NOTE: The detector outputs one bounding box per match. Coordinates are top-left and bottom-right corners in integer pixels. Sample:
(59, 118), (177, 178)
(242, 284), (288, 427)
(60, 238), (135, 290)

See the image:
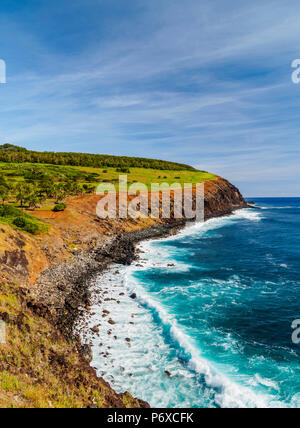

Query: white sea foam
(254, 374), (280, 392)
(76, 266), (215, 407)
(136, 209), (262, 257)
(232, 209), (262, 221)
(124, 267), (273, 408)
(76, 208), (284, 408)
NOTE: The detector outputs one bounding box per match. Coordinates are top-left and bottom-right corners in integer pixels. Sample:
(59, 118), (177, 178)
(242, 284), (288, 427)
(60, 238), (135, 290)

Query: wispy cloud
(0, 0), (300, 195)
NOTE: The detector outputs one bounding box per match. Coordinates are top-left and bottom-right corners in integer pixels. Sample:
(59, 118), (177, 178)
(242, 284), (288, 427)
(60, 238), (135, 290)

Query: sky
(0, 0), (300, 196)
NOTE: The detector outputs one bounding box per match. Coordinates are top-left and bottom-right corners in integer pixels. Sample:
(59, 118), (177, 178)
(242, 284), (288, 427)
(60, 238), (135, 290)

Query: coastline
(0, 177), (248, 407)
(31, 177), (248, 338)
(75, 207), (256, 407)
(33, 204), (248, 339)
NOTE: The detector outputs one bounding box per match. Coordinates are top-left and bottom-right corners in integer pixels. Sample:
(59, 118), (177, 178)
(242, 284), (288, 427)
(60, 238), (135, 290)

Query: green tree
(0, 185), (9, 204)
(15, 183), (33, 207)
(26, 194), (40, 209)
(53, 183), (66, 203)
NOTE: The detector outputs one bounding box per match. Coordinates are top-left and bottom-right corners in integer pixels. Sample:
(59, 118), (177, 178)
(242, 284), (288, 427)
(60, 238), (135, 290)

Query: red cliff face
(204, 177), (247, 220)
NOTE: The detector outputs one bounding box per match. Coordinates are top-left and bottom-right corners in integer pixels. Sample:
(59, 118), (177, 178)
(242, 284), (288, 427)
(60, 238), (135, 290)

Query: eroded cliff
(0, 176), (247, 408)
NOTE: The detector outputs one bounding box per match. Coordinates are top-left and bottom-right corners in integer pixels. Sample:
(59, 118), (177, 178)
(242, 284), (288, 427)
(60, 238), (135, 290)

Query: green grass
(95, 167), (216, 190)
(0, 162), (216, 191)
(0, 162), (100, 188)
(0, 162), (217, 222)
(0, 205), (48, 235)
(0, 283), (148, 408)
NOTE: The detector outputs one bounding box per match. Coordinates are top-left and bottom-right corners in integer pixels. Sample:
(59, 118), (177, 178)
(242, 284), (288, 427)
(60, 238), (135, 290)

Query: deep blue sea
(81, 198), (300, 408)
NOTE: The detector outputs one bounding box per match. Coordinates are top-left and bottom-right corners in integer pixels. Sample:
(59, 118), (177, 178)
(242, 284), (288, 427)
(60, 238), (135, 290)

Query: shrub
(0, 204), (46, 235)
(116, 168), (130, 174)
(12, 217), (26, 228)
(12, 217), (39, 235)
(53, 203), (66, 212)
(0, 204), (22, 218)
(23, 222), (38, 235)
(82, 184), (95, 194)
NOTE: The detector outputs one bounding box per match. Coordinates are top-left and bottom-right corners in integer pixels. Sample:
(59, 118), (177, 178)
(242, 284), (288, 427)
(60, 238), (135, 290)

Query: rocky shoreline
(30, 220), (187, 337)
(32, 210), (247, 342)
(72, 207), (251, 406)
(0, 176), (248, 407)
(31, 178), (248, 341)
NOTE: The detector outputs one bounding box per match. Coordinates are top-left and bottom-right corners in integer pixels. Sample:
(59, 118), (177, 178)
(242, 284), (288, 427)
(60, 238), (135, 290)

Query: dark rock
(81, 344), (93, 363)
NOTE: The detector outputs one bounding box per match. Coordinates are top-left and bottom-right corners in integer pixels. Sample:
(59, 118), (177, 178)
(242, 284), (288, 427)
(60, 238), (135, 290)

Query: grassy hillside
(0, 145), (217, 234)
(0, 162), (215, 190)
(0, 283), (146, 408)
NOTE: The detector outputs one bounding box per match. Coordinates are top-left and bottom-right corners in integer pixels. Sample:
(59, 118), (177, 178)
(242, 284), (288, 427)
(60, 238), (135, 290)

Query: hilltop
(0, 144), (28, 152)
(0, 144), (196, 171)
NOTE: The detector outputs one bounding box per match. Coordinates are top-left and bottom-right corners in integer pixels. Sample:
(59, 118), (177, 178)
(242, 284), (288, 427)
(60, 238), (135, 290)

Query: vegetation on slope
(0, 144), (28, 153)
(0, 205), (47, 235)
(0, 283), (147, 408)
(0, 163), (96, 214)
(0, 144), (196, 171)
(0, 161), (216, 219)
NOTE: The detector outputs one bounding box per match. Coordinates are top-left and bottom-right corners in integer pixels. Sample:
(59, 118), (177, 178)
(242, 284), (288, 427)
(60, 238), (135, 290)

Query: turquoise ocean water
(82, 199), (300, 408)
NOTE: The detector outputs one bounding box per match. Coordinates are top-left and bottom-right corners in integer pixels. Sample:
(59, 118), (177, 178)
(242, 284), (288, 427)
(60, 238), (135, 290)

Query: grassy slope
(0, 162), (216, 215)
(0, 205), (48, 234)
(0, 162), (216, 188)
(0, 283), (145, 408)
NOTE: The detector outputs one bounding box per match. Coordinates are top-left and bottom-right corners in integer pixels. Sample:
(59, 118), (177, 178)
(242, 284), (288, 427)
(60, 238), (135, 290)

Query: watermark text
(0, 59), (6, 84)
(291, 59), (300, 84)
(96, 175), (204, 221)
(0, 321), (6, 344)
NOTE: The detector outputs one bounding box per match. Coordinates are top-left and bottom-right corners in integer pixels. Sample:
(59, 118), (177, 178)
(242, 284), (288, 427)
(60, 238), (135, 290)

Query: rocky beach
(0, 176), (247, 407)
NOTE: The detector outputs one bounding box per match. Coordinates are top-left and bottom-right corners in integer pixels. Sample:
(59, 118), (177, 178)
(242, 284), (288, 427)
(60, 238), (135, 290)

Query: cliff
(0, 176), (247, 408)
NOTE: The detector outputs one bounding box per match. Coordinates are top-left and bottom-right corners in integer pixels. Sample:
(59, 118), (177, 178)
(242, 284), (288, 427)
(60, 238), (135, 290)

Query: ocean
(78, 198), (300, 408)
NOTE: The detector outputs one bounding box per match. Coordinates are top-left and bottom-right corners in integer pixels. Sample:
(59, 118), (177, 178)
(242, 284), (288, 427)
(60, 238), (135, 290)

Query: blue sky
(0, 0), (300, 196)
